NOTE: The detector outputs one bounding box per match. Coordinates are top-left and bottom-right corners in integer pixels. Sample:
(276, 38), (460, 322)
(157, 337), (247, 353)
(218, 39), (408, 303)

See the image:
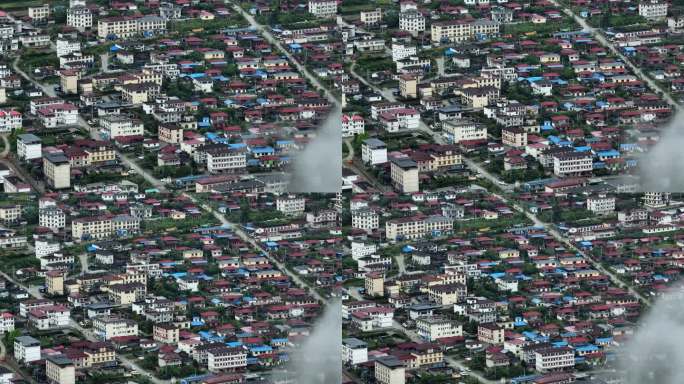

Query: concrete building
(443, 120), (487, 143)
(399, 10), (425, 34)
(206, 346), (247, 371)
(46, 270), (65, 295)
(28, 4), (50, 21)
(93, 316), (138, 340)
(43, 153), (71, 190)
(553, 152), (593, 176)
(431, 19), (499, 43)
(14, 336), (41, 363)
(639, 1), (668, 20)
(362, 138), (388, 165)
(66, 6), (92, 30)
(587, 194), (616, 215)
(399, 75), (418, 99)
(308, 0), (337, 17)
(0, 109), (22, 132)
(341, 114), (365, 137)
(342, 338), (368, 365)
(416, 317), (462, 341)
(390, 157), (419, 193)
(276, 196), (305, 216)
(534, 347), (575, 372)
(375, 356), (405, 384)
(365, 272), (384, 297)
(360, 9), (382, 26)
(100, 115), (145, 139)
(45, 354), (75, 384)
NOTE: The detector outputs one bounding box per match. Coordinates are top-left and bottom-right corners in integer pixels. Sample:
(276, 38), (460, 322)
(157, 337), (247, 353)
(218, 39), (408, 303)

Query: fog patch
(287, 104), (342, 193)
(610, 287), (684, 384)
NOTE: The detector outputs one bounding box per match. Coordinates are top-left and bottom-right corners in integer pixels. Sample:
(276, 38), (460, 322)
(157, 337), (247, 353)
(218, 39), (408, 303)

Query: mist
(629, 112), (684, 192)
(610, 287), (684, 384)
(287, 104), (342, 193)
(275, 300), (342, 384)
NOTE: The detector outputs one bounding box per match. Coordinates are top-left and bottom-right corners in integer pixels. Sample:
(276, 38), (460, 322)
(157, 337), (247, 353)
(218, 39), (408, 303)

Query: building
(59, 70), (80, 95)
(375, 356), (405, 384)
(385, 215), (453, 241)
(342, 338), (368, 365)
(153, 323), (180, 344)
(553, 153), (593, 176)
(365, 272), (384, 297)
(639, 1), (668, 20)
(28, 305), (70, 330)
(71, 214), (140, 241)
(587, 194), (616, 214)
(207, 346), (248, 371)
(14, 336), (41, 363)
(38, 103), (79, 127)
(67, 6), (92, 30)
(0, 109), (22, 132)
(46, 271), (65, 295)
(352, 208), (379, 233)
(55, 37), (80, 58)
(416, 317), (462, 341)
(399, 75), (418, 99)
(0, 205), (21, 224)
(643, 192), (670, 208)
(390, 157), (419, 193)
(478, 323), (505, 344)
(501, 127), (528, 147)
(362, 138), (388, 165)
(93, 316), (138, 340)
(431, 19), (500, 43)
(45, 354), (75, 384)
(43, 153), (71, 189)
(97, 16), (167, 39)
(360, 9), (382, 26)
(391, 42), (417, 62)
(0, 313), (14, 334)
(205, 146), (247, 173)
(39, 206), (65, 230)
(443, 120), (487, 143)
(534, 347), (575, 372)
(100, 115), (144, 139)
(276, 196), (305, 216)
(341, 114), (365, 137)
(28, 4), (50, 21)
(399, 10), (426, 34)
(308, 0), (337, 18)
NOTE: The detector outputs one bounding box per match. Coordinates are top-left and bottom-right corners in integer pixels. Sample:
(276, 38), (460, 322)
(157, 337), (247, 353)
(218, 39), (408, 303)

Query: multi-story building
(399, 10), (425, 34)
(0, 313), (14, 334)
(341, 114), (365, 137)
(55, 37), (81, 58)
(365, 272), (384, 297)
(587, 194), (616, 215)
(501, 127), (528, 147)
(45, 354), (75, 384)
(390, 157), (419, 193)
(39, 206), (66, 230)
(28, 305), (70, 330)
(93, 316), (138, 340)
(98, 16), (166, 39)
(385, 215), (453, 241)
(153, 323), (180, 344)
(342, 338), (368, 365)
(643, 192), (671, 208)
(28, 4), (50, 21)
(38, 103), (78, 128)
(534, 347), (575, 372)
(46, 271), (65, 295)
(391, 42), (417, 62)
(0, 109), (22, 132)
(14, 336), (41, 363)
(431, 19), (499, 43)
(205, 145), (247, 173)
(416, 317), (462, 341)
(308, 0), (337, 18)
(100, 115), (144, 139)
(66, 6), (92, 30)
(360, 9), (382, 26)
(478, 323), (505, 344)
(43, 153), (71, 189)
(17, 133), (43, 161)
(276, 196), (306, 216)
(375, 356), (405, 384)
(639, 1), (668, 20)
(553, 152), (593, 176)
(362, 138), (388, 165)
(352, 208), (379, 233)
(399, 75), (418, 99)
(0, 205), (21, 225)
(207, 346), (248, 371)
(158, 124), (184, 143)
(71, 214), (140, 241)
(443, 120), (487, 143)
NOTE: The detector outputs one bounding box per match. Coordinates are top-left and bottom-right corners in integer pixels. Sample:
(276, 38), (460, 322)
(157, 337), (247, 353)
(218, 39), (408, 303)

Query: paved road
(548, 0), (680, 110)
(231, 1), (338, 105)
